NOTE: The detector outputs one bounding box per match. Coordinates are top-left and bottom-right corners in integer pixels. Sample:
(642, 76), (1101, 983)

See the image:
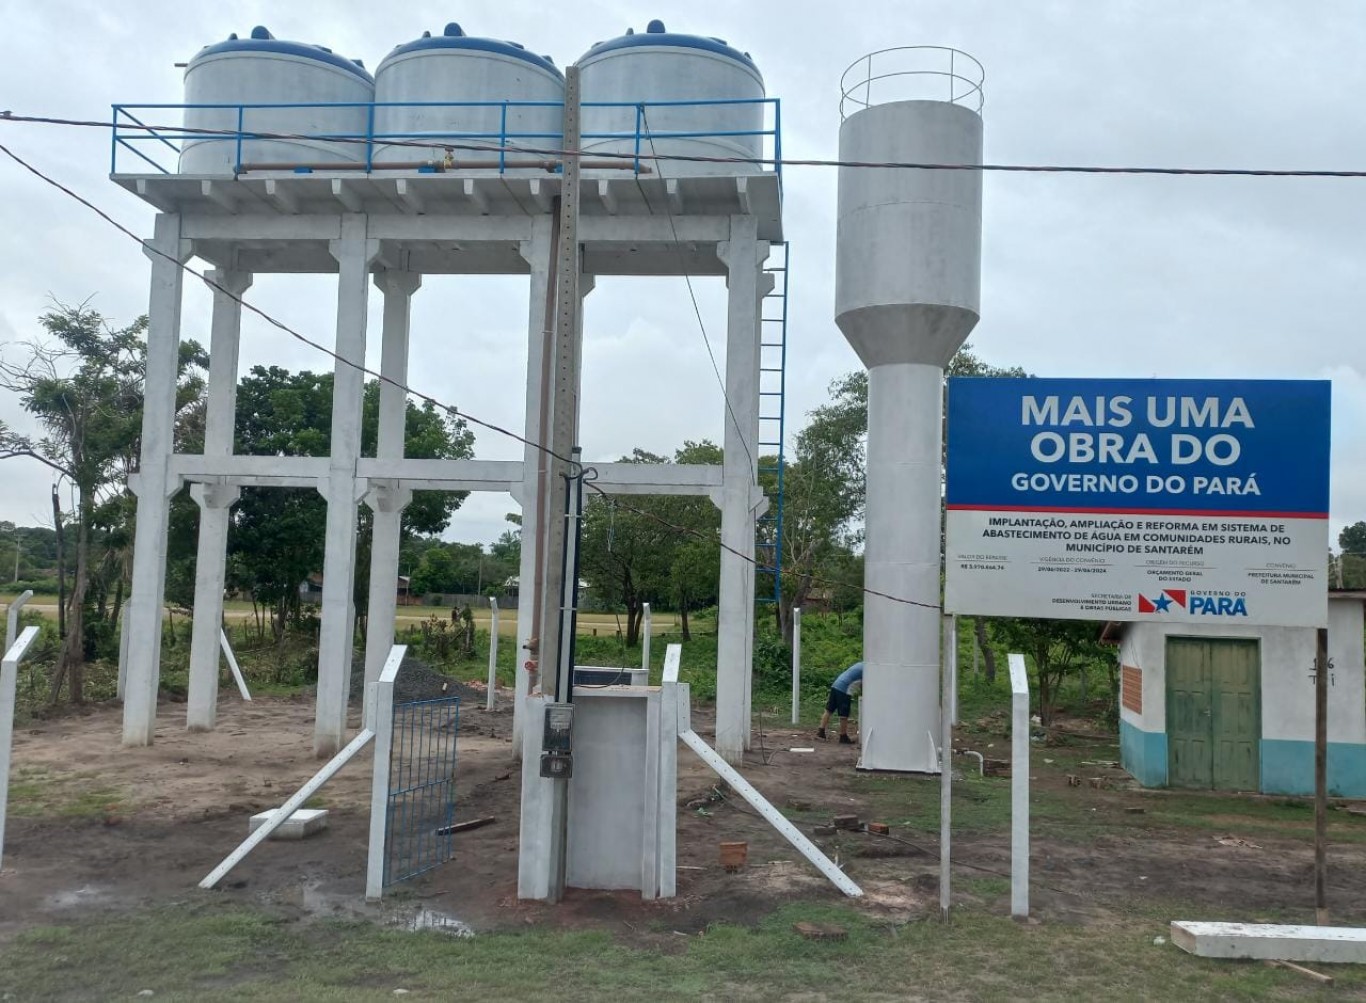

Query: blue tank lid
(579, 19), (760, 77)
(379, 22), (562, 77)
(190, 26), (373, 81)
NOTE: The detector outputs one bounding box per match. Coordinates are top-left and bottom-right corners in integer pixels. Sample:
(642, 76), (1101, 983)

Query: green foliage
(988, 618), (1111, 725)
(229, 367), (475, 636)
(1340, 520), (1366, 556)
(579, 442), (721, 644)
(0, 304), (207, 702)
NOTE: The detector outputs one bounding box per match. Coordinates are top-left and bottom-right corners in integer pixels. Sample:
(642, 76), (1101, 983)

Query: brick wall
(1121, 664), (1142, 714)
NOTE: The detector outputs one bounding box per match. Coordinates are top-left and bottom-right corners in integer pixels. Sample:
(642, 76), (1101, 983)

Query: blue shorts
(825, 688), (852, 718)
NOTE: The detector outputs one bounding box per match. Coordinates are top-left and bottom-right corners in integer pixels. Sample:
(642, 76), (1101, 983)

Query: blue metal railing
(110, 98), (782, 184)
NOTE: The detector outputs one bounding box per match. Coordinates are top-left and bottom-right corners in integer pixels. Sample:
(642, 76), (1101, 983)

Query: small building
(1107, 592), (1366, 796)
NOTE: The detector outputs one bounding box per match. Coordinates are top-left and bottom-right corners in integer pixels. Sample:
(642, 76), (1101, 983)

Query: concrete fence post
(1008, 652), (1030, 919)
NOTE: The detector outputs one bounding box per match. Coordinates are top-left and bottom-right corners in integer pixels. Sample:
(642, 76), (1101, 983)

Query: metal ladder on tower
(756, 241), (790, 603)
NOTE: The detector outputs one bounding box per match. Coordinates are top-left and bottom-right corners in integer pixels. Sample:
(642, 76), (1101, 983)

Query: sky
(1, 0), (1364, 548)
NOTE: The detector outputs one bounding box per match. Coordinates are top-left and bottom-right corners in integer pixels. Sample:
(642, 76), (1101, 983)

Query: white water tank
(179, 27), (374, 175)
(576, 20), (765, 177)
(373, 24), (564, 167)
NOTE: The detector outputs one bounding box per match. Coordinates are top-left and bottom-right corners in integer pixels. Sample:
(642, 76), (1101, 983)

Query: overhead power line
(6, 110), (1366, 179)
(0, 138), (941, 613)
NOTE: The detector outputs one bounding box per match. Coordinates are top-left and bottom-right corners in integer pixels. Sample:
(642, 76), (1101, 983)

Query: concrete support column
(861, 363), (944, 773)
(362, 271), (420, 726)
(187, 482), (240, 730)
(513, 216), (554, 752)
(512, 220), (595, 752)
(714, 218), (769, 763)
(315, 215), (379, 758)
(186, 268), (251, 732)
(122, 214), (190, 746)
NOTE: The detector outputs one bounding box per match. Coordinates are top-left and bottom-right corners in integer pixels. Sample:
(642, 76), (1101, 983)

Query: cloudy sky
(1, 1), (1363, 547)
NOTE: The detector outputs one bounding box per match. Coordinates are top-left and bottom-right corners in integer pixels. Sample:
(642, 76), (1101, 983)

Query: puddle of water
(404, 906), (474, 938)
(45, 885), (112, 909)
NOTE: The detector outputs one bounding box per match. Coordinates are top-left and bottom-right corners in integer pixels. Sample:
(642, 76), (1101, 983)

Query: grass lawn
(5, 898), (1361, 1001)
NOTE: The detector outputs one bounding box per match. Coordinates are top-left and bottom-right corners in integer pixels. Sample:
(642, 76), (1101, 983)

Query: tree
(989, 618), (1108, 725)
(1340, 522), (1366, 556)
(0, 304), (206, 700)
(578, 444), (721, 645)
(230, 366), (475, 639)
(410, 546), (458, 596)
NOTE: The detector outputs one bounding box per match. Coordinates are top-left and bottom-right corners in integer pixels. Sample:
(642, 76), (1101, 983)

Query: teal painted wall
(1260, 740), (1366, 797)
(1120, 719), (1168, 787)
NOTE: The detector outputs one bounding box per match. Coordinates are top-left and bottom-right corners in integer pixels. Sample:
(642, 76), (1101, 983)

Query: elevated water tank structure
(577, 19), (765, 176)
(833, 47), (984, 773)
(373, 23), (564, 167)
(179, 27), (374, 175)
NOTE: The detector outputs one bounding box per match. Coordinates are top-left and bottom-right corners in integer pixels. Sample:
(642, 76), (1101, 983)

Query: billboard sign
(944, 378), (1331, 627)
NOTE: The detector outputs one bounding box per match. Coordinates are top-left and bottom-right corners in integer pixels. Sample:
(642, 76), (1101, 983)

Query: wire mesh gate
(379, 693), (462, 889)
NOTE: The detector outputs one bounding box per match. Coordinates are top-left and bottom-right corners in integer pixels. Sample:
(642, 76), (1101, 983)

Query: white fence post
(1008, 652), (1030, 919)
(2, 627), (47, 870)
(5, 590), (32, 655)
(791, 607), (802, 725)
(366, 645), (406, 900)
(642, 603), (652, 674)
(487, 598), (499, 712)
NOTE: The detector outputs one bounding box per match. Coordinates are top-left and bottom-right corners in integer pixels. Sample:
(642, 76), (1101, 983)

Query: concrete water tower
(834, 48), (983, 773)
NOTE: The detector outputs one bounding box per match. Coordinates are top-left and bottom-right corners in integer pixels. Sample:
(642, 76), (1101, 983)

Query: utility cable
(0, 139), (943, 613)
(0, 141), (580, 475)
(9, 111), (1366, 179)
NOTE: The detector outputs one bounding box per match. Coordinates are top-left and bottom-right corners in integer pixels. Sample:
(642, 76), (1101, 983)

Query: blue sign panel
(943, 378), (1331, 627)
(946, 378), (1330, 517)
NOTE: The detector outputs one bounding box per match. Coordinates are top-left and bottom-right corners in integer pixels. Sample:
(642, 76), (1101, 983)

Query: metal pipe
(957, 748), (985, 777)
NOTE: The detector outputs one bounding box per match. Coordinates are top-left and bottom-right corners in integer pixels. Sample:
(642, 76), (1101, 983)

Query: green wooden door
(1209, 640), (1260, 791)
(1167, 637), (1213, 788)
(1166, 637), (1260, 791)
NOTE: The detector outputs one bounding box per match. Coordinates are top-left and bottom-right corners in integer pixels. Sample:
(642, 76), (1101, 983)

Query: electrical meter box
(539, 702), (574, 778)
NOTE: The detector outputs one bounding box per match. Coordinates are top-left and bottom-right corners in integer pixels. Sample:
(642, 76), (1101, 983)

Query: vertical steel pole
(790, 607), (802, 725)
(939, 622), (953, 921)
(1316, 625), (1329, 925)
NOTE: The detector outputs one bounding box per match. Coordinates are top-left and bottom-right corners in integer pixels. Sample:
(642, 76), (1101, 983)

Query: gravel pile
(348, 652), (479, 707)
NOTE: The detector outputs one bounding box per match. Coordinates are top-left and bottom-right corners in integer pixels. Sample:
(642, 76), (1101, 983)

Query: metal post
(487, 598), (499, 712)
(790, 607), (802, 725)
(940, 619), (954, 921)
(642, 602), (652, 674)
(1315, 626), (1329, 925)
(1009, 652), (1030, 919)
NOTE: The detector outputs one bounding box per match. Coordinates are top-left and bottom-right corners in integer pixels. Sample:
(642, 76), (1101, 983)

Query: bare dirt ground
(5, 691), (1366, 949)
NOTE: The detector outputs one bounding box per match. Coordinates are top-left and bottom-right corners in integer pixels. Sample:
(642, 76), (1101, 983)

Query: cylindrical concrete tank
(577, 19), (765, 176)
(373, 23), (564, 166)
(835, 99), (982, 367)
(179, 27), (374, 175)
(833, 48), (984, 774)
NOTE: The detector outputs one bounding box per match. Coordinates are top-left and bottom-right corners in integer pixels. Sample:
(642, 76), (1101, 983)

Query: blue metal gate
(383, 694), (461, 888)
